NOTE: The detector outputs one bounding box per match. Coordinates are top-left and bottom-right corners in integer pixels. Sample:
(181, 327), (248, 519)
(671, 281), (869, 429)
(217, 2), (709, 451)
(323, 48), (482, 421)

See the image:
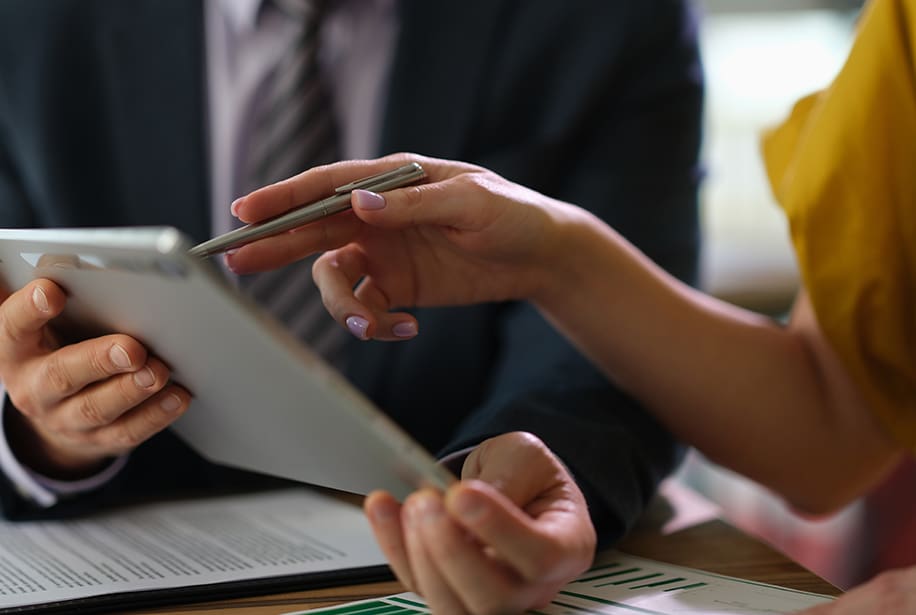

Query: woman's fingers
(364, 491), (416, 591)
(445, 480), (592, 584)
(409, 488), (537, 615)
(234, 153), (488, 227)
(349, 171), (496, 233)
(233, 153), (477, 222)
(403, 490), (470, 615)
(313, 247), (418, 341)
(225, 210), (364, 274)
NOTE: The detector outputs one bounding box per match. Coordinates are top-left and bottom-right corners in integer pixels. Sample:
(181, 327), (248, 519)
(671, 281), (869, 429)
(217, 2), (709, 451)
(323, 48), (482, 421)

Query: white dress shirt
(0, 0), (398, 507)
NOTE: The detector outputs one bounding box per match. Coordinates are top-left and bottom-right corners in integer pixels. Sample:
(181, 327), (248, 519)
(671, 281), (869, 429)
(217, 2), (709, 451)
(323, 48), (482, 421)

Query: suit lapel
(100, 1), (210, 242)
(377, 0), (508, 158)
(348, 0), (508, 392)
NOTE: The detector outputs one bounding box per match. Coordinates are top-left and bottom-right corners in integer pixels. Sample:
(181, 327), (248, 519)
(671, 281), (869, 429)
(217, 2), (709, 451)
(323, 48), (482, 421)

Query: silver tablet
(0, 227), (454, 499)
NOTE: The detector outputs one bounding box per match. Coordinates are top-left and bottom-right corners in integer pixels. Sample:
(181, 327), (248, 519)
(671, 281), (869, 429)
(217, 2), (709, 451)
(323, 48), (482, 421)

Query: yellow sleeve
(762, 0), (916, 449)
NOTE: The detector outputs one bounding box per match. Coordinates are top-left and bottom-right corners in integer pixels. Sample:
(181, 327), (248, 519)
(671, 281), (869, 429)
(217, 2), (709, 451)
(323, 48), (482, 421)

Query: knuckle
(456, 170), (485, 192)
(0, 312), (20, 345)
(9, 382), (49, 423)
(7, 387), (38, 419)
(115, 422), (144, 449)
(76, 395), (108, 428)
(87, 344), (116, 377)
(311, 252), (329, 275)
(41, 356), (75, 397)
(402, 185), (424, 210)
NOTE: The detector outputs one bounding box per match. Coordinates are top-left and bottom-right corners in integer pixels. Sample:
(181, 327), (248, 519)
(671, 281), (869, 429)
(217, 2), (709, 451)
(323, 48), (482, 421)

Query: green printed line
(388, 596), (430, 611)
(552, 599), (609, 614)
(577, 567), (641, 583)
(595, 572), (664, 588)
(663, 582), (708, 592)
(629, 576), (685, 589)
(686, 568), (836, 598)
(555, 593), (667, 615)
(581, 562), (621, 574)
(355, 605), (408, 615)
(307, 601), (393, 615)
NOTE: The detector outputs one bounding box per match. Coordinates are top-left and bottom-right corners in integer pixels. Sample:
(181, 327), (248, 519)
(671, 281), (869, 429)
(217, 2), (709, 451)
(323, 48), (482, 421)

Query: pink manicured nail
(346, 316), (369, 340)
(352, 190), (386, 210)
(230, 197), (243, 217)
(32, 287), (49, 313)
(392, 321), (418, 338)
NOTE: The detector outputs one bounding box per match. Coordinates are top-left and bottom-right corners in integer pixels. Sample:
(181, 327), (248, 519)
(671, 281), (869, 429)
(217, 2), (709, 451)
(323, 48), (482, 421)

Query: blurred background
(676, 0), (916, 592)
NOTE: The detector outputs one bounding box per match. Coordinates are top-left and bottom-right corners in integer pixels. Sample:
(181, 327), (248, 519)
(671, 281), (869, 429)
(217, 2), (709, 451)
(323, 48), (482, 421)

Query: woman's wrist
(529, 205), (610, 314)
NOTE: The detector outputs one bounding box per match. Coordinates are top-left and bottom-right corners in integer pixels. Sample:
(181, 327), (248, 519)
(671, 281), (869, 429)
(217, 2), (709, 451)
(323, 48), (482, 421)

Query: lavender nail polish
(353, 189), (386, 210)
(346, 315), (370, 340)
(392, 321), (418, 338)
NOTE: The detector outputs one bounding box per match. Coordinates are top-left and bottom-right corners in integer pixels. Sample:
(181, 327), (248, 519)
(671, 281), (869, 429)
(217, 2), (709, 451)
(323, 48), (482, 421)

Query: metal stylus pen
(189, 162), (426, 258)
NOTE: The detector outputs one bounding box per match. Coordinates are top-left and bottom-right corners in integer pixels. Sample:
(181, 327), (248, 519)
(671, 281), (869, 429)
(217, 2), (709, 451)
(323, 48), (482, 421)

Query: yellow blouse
(762, 0), (916, 448)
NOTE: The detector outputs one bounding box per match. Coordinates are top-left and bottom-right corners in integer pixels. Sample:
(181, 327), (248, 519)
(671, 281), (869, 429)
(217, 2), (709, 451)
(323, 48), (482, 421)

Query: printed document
(0, 488), (386, 612)
(284, 551), (834, 615)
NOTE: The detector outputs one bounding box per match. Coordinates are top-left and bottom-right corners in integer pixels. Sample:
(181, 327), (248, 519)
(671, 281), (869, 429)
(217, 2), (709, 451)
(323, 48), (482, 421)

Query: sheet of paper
(0, 488), (385, 611)
(284, 551), (834, 615)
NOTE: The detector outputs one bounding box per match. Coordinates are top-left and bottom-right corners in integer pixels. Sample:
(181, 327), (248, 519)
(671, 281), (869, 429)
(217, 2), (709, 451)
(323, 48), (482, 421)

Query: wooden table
(131, 482), (841, 614)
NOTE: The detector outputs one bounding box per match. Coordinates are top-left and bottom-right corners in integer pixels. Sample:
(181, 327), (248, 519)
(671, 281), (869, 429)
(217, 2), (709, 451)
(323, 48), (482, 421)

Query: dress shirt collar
(215, 0), (263, 35)
(213, 0), (398, 35)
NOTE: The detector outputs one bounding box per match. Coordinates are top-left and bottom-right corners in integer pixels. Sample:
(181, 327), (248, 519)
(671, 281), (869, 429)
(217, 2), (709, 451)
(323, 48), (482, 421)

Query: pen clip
(334, 162), (424, 194)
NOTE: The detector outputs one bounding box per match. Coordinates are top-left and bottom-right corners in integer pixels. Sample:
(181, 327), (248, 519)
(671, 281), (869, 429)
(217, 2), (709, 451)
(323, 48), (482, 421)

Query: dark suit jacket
(0, 0), (702, 545)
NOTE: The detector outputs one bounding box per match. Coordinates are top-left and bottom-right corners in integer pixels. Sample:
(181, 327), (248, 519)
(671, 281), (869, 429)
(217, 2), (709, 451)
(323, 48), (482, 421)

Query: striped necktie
(240, 0), (348, 366)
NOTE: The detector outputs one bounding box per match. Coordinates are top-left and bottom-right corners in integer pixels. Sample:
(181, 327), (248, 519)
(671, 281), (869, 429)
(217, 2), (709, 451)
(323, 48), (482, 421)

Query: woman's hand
(227, 153), (583, 341)
(363, 432), (596, 614)
(797, 566), (916, 614)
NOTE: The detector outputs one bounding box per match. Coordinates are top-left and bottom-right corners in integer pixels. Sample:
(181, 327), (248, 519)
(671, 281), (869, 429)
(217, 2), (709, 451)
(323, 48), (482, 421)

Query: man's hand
(798, 566), (916, 614)
(0, 279), (190, 479)
(364, 432), (596, 614)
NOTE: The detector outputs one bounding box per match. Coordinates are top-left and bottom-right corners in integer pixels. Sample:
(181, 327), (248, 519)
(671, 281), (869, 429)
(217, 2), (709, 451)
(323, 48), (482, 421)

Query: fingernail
(450, 489), (486, 524)
(32, 287), (49, 313)
(352, 189), (386, 210)
(110, 344), (132, 370)
(160, 394), (182, 413)
(346, 315), (369, 340)
(417, 494), (443, 524)
(392, 321), (418, 338)
(369, 503), (395, 524)
(230, 197), (243, 217)
(133, 367), (156, 389)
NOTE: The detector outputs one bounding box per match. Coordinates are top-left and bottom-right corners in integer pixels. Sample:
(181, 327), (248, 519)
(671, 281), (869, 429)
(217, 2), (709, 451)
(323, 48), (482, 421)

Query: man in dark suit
(0, 0), (701, 579)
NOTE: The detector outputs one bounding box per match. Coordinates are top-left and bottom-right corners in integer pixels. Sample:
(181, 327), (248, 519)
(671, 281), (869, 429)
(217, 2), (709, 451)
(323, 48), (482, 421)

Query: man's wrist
(0, 398), (128, 507)
(3, 405), (114, 479)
